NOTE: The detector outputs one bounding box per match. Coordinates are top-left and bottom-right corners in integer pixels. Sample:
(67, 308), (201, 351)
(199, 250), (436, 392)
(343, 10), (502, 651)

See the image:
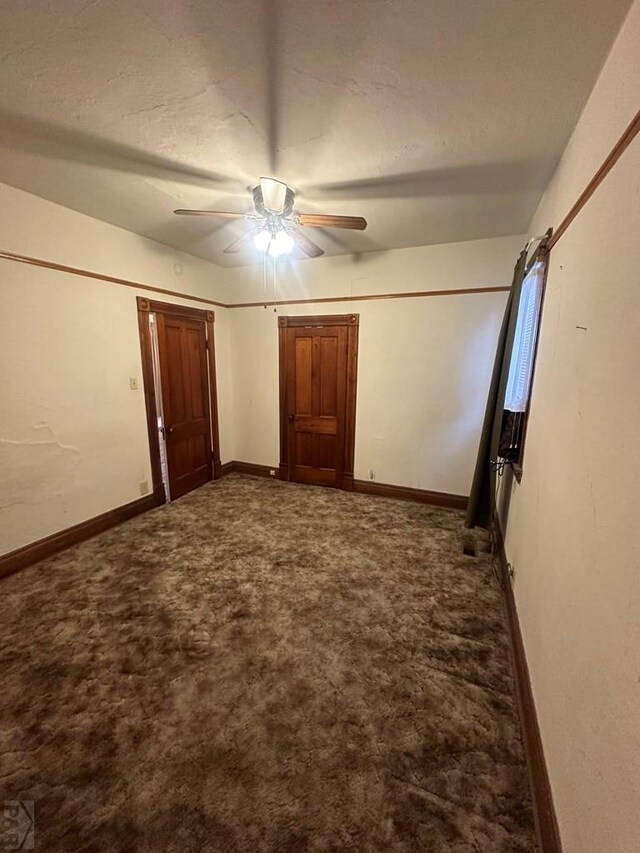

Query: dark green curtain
(465, 248), (528, 529)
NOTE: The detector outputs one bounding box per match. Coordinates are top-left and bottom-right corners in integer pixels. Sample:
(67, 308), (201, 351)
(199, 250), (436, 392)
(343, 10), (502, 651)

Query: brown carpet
(0, 474), (536, 852)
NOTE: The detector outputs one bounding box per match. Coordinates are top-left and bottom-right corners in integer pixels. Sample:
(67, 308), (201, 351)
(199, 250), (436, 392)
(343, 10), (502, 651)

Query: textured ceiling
(0, 0), (632, 266)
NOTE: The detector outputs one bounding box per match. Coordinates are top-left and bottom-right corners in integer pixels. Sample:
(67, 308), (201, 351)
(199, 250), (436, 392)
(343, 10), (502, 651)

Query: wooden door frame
(137, 296), (222, 501)
(278, 313), (359, 491)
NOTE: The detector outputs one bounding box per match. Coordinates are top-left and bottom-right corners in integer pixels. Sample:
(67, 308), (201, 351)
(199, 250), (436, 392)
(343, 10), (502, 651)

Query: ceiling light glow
(252, 228), (271, 252)
(268, 230), (294, 258)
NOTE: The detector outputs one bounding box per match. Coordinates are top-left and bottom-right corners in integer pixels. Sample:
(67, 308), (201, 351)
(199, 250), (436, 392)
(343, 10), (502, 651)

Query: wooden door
(279, 314), (358, 490)
(157, 311), (213, 499)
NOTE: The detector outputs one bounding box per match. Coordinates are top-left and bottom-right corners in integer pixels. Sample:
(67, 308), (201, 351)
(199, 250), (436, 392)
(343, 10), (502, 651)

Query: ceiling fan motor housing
(253, 185), (295, 219)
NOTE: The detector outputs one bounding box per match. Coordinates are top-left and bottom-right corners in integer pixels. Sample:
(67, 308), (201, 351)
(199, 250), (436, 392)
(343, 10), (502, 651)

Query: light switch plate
(130, 377), (139, 390)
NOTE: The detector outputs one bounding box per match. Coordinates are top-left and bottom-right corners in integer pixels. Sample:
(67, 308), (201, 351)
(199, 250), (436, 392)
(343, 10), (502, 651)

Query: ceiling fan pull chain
(263, 252), (267, 309)
(273, 255), (278, 313)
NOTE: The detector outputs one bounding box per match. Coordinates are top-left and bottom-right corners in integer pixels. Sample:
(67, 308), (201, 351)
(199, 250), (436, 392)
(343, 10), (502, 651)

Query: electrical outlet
(269, 469), (276, 477)
(139, 480), (149, 496)
(369, 469), (375, 481)
(129, 377), (139, 390)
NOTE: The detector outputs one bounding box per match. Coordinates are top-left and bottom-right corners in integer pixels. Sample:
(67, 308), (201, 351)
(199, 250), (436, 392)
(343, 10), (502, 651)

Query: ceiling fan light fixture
(252, 228), (271, 252)
(176, 178), (365, 259)
(268, 230), (295, 258)
(260, 177), (288, 213)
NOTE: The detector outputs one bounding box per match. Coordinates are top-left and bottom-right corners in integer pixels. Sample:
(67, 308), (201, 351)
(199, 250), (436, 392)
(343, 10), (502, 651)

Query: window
(499, 255), (547, 469)
(505, 259), (545, 411)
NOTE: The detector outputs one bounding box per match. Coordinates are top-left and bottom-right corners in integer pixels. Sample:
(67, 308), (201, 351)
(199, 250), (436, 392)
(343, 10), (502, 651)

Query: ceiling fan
(174, 177), (367, 259)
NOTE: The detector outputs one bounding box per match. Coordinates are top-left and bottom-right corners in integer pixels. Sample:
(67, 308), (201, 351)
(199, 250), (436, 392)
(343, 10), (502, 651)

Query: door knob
(288, 414), (295, 422)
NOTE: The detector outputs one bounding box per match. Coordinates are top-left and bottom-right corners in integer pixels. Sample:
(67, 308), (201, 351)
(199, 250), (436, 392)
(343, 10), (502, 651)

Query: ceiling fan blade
(288, 227), (325, 259)
(296, 213), (367, 231)
(223, 227), (260, 254)
(173, 209), (248, 219)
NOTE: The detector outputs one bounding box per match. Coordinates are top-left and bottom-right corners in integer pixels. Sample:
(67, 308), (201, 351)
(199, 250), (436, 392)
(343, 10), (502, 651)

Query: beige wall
(504, 2), (640, 851)
(227, 235), (522, 494)
(0, 182), (234, 556)
(0, 183), (520, 555)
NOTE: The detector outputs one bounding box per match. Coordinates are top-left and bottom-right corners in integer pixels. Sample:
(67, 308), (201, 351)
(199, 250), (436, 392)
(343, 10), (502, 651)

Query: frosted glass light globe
(253, 229), (271, 252)
(268, 230), (294, 258)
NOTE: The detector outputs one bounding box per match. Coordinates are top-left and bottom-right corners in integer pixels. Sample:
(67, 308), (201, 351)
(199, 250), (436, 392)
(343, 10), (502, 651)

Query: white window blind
(504, 260), (545, 413)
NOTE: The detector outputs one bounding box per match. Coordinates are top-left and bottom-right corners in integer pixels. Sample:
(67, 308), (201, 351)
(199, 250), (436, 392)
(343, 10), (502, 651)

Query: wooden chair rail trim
(0, 249), (226, 307)
(227, 286), (509, 308)
(0, 248), (509, 306)
(548, 106), (640, 251)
